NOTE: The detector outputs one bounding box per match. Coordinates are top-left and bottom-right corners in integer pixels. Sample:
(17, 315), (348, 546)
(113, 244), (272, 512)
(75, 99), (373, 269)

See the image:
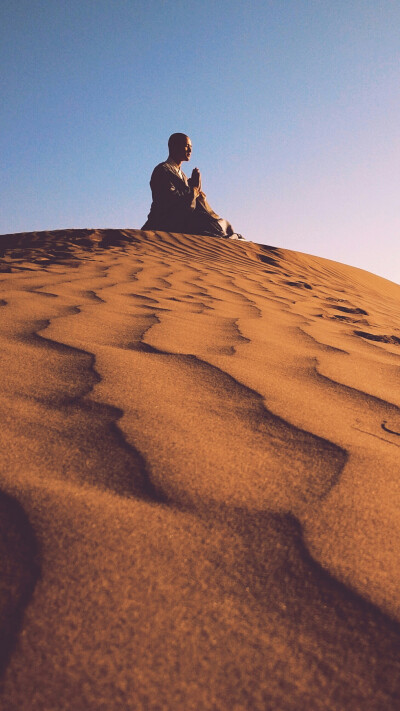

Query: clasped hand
(190, 167), (202, 191)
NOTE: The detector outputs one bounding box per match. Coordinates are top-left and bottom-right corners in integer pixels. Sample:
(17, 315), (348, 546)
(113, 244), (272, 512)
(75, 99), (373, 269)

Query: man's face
(177, 136), (192, 162)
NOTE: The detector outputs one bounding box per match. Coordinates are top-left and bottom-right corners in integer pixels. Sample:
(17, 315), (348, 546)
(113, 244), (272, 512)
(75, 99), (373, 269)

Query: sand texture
(0, 228), (399, 710)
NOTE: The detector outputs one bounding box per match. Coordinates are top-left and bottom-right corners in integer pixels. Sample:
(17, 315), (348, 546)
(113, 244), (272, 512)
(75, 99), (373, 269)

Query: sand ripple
(0, 229), (399, 710)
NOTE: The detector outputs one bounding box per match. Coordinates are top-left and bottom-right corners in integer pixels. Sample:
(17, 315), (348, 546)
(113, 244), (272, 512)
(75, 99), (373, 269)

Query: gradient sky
(1, 1), (399, 284)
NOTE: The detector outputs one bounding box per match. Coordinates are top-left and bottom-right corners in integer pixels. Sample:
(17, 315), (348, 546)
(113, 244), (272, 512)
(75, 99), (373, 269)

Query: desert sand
(0, 227), (399, 710)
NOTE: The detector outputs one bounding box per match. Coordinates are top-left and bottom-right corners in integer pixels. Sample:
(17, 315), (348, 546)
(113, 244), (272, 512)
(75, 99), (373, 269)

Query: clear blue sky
(1, 0), (399, 283)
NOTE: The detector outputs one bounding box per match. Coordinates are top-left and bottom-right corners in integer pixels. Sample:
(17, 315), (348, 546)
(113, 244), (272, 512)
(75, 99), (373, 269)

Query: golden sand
(0, 228), (399, 710)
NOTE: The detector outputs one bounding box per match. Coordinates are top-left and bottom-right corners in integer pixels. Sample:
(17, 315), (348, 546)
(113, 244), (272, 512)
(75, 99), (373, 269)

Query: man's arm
(151, 164), (200, 210)
(188, 167), (201, 190)
(188, 167), (208, 203)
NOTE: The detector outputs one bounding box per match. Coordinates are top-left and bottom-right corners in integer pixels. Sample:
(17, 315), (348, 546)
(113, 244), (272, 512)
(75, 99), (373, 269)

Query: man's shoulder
(151, 161), (173, 176)
(152, 161), (188, 177)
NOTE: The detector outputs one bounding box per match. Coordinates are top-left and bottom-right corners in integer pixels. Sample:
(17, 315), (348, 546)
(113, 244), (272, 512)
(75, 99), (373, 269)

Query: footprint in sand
(333, 305), (368, 315)
(354, 330), (400, 345)
(284, 280), (313, 290)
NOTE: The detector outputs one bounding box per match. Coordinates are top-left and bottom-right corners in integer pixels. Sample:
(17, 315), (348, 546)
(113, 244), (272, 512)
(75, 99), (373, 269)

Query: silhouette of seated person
(142, 133), (244, 239)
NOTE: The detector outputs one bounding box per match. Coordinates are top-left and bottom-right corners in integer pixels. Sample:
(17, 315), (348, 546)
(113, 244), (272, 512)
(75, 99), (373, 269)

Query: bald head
(168, 133), (189, 152)
(168, 133), (192, 164)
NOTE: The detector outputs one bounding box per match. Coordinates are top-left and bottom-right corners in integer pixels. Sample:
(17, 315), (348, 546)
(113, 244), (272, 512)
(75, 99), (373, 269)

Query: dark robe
(142, 161), (235, 237)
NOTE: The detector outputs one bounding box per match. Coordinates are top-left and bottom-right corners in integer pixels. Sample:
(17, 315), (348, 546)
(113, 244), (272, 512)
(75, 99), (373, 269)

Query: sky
(1, 0), (399, 284)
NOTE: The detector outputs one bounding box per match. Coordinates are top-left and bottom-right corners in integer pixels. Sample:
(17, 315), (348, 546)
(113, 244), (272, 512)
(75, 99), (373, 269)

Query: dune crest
(0, 228), (399, 710)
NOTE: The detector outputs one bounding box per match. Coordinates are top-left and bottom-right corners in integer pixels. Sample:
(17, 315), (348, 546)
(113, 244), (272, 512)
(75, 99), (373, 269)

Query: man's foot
(228, 233), (246, 241)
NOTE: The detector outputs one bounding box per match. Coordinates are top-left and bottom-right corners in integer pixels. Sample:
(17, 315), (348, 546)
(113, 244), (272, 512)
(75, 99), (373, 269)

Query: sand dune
(0, 228), (399, 710)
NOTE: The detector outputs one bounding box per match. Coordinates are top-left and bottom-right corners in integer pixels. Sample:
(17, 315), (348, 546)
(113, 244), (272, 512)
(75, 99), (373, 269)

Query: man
(142, 133), (244, 239)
